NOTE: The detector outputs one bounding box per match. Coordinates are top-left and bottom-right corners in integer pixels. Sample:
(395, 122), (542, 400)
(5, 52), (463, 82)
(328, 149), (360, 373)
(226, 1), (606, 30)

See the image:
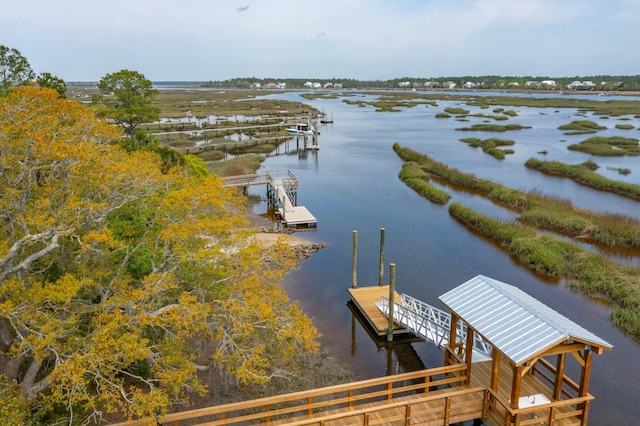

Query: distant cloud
(317, 32), (326, 37)
(237, 5), (249, 11)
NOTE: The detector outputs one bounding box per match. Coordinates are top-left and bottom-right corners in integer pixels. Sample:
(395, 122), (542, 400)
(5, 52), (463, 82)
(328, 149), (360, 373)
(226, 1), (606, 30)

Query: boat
(320, 112), (333, 124)
(286, 119), (319, 136)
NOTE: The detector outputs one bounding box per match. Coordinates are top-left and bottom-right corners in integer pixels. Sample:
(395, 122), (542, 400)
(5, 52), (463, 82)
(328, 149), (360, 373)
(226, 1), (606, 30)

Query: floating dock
(347, 285), (409, 338)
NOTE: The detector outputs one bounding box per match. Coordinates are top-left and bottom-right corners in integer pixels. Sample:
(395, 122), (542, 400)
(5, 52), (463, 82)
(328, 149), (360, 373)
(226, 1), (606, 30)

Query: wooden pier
(222, 169), (317, 228)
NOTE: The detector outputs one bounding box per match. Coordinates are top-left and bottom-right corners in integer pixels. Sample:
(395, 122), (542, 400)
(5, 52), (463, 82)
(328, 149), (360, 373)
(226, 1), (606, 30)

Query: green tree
(0, 45), (35, 91)
(97, 69), (160, 148)
(36, 72), (67, 97)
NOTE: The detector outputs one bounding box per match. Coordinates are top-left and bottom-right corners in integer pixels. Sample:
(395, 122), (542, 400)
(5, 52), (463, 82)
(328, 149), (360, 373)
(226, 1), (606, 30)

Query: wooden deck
(347, 285), (409, 337)
(111, 355), (591, 426)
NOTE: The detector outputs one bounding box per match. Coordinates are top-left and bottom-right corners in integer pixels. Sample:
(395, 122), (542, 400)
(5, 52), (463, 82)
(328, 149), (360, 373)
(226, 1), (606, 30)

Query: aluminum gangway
(376, 294), (492, 362)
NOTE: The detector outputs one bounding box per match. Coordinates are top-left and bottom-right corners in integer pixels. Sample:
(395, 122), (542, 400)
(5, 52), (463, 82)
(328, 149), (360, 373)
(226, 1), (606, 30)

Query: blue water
(248, 91), (640, 424)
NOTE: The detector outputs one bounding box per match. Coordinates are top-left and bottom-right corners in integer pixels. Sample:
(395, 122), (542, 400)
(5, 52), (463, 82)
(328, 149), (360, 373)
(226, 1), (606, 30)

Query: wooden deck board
(347, 286), (407, 336)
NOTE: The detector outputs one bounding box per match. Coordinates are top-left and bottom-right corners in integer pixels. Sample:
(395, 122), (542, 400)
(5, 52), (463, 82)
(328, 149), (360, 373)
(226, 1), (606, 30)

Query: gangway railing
(266, 169), (298, 190)
(376, 294), (492, 362)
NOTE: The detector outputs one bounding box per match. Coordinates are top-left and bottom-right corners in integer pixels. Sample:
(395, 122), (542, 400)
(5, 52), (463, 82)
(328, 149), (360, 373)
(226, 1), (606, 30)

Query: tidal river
(250, 90), (640, 424)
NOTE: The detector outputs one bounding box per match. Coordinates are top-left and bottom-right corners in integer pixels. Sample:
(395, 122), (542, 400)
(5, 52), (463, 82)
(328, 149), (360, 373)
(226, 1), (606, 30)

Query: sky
(3, 0), (640, 82)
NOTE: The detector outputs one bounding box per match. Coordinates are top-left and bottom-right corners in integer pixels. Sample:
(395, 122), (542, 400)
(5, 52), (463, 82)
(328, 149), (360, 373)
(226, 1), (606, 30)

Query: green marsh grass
(444, 107), (469, 115)
(525, 158), (640, 200)
(459, 138), (515, 159)
(393, 143), (640, 249)
(398, 162), (451, 204)
(558, 120), (606, 135)
(455, 123), (531, 132)
(567, 136), (640, 156)
(615, 123), (635, 130)
(448, 202), (640, 340)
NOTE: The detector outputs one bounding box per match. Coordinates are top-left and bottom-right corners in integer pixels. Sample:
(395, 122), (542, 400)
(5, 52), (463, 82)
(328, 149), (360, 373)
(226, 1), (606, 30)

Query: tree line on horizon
(204, 75), (640, 91)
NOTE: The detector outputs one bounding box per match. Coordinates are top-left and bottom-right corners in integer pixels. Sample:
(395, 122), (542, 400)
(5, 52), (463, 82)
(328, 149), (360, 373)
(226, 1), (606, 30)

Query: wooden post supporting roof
(445, 312), (461, 366)
(553, 353), (566, 401)
(464, 327), (474, 385)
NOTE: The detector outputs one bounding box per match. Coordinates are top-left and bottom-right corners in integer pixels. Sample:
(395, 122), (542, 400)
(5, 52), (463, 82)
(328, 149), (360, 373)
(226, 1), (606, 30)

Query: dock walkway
(223, 169), (317, 228)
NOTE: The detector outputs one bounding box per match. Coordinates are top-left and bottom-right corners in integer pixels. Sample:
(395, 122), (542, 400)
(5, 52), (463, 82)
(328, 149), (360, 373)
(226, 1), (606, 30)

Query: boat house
(439, 275), (613, 425)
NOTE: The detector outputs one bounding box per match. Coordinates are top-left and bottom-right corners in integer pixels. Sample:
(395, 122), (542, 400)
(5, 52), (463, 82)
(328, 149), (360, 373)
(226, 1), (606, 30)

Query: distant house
(333, 83), (343, 89)
(250, 82), (262, 89)
(567, 81), (596, 90)
(507, 82), (520, 88)
(304, 81), (313, 88)
(443, 81), (457, 89)
(541, 80), (557, 89)
(398, 81), (411, 88)
(323, 82), (333, 89)
(462, 81), (476, 89)
(276, 82), (286, 89)
(525, 81), (541, 89)
(312, 82), (322, 89)
(264, 81), (277, 89)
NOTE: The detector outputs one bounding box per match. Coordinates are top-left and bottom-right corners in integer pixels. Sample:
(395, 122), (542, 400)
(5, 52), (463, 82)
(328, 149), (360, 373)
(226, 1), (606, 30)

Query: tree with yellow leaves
(0, 86), (319, 425)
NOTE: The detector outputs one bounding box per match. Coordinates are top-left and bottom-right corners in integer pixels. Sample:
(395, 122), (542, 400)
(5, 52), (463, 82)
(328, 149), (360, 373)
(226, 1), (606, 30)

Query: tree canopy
(97, 69), (161, 147)
(0, 45), (35, 91)
(0, 86), (319, 425)
(36, 72), (67, 98)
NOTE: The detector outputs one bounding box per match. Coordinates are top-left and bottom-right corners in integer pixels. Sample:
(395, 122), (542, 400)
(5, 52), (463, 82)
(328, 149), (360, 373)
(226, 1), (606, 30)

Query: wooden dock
(347, 285), (410, 338)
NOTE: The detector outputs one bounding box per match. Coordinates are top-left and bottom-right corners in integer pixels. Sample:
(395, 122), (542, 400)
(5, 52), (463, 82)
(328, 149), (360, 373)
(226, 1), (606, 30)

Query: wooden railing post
(387, 382), (393, 400)
(404, 404), (411, 426)
(443, 396), (451, 424)
(308, 397), (313, 417)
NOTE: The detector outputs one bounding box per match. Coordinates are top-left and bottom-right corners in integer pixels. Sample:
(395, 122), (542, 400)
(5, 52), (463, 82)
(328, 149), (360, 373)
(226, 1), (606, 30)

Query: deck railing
(484, 387), (593, 426)
(111, 364), (470, 426)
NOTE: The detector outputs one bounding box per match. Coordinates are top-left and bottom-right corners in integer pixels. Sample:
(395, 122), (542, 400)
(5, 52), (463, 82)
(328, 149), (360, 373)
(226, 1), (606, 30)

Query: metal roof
(439, 275), (613, 366)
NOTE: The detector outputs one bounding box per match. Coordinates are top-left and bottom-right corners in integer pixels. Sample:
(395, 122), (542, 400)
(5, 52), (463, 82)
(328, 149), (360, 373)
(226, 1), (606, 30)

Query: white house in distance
(567, 80), (596, 90)
(541, 80), (557, 89)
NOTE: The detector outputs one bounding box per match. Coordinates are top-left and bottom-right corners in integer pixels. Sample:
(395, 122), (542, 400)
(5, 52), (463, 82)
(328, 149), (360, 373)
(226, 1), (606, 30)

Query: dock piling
(378, 228), (385, 286)
(352, 230), (358, 288)
(387, 263), (396, 342)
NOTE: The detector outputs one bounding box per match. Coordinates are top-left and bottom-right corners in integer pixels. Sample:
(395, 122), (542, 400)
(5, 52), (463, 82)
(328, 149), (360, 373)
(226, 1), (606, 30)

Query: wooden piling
(378, 228), (385, 286)
(387, 263), (396, 342)
(352, 230), (358, 288)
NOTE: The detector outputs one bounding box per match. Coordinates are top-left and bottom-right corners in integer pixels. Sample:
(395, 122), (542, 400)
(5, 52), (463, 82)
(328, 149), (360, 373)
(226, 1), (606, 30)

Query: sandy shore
(245, 208), (325, 259)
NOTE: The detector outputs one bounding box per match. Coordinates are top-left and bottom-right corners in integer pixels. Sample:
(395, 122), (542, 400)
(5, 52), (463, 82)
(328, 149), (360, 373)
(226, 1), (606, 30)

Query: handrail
(378, 295), (492, 360)
(279, 386), (487, 426)
(485, 387), (593, 423)
(111, 365), (468, 426)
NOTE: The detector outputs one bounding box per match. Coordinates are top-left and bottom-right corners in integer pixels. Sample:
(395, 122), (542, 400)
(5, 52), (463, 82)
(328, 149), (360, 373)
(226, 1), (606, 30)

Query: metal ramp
(376, 294), (492, 362)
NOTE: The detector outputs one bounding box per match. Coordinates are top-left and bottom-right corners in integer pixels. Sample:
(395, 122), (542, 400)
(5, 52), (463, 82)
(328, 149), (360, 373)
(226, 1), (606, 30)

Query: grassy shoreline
(525, 158), (640, 199)
(393, 143), (640, 341)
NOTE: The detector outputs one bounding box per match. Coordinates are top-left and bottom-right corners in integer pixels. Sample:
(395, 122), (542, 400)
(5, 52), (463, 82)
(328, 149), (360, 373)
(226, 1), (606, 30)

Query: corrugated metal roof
(439, 275), (613, 366)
